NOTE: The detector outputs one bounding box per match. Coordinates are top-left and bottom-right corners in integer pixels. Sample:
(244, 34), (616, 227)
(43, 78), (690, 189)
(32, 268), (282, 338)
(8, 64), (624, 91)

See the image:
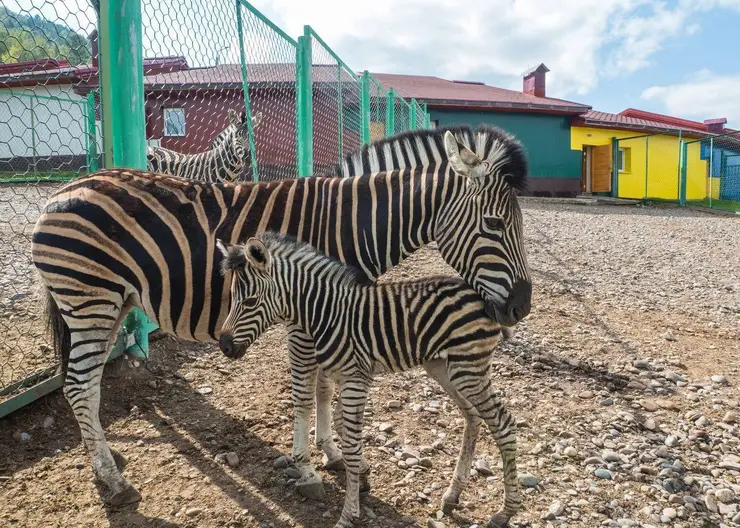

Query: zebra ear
(251, 111), (263, 129)
(228, 108), (238, 126)
(245, 237), (271, 273)
(216, 239), (246, 275)
(444, 130), (481, 178)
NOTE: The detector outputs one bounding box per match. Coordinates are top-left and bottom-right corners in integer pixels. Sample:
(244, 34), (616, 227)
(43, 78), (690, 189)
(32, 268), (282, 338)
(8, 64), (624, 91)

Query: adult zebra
(31, 126), (531, 506)
(146, 108), (263, 182)
(217, 232), (520, 528)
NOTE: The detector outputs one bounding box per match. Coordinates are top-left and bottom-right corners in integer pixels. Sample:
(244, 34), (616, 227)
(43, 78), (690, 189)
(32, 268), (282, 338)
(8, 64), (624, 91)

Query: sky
(7, 0), (740, 127)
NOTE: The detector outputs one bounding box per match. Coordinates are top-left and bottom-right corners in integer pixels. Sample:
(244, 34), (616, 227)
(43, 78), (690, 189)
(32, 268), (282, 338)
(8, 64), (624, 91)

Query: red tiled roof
(366, 72), (591, 114)
(578, 109), (736, 136)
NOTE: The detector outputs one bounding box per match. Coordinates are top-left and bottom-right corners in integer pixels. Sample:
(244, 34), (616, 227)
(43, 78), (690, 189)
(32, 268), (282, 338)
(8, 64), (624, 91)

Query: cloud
(253, 0), (740, 99)
(641, 71), (740, 126)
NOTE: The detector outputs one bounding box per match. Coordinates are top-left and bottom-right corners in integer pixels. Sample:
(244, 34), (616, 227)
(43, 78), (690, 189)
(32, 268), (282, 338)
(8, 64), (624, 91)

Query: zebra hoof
(110, 448), (128, 471)
(486, 512), (510, 528)
(322, 454), (345, 471)
(296, 477), (327, 501)
(107, 483), (142, 506)
(440, 497), (461, 515)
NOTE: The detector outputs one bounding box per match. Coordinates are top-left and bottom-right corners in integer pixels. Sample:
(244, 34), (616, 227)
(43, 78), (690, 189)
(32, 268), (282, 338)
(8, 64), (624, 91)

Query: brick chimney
(89, 29), (98, 68)
(523, 63), (550, 98)
(704, 118), (727, 133)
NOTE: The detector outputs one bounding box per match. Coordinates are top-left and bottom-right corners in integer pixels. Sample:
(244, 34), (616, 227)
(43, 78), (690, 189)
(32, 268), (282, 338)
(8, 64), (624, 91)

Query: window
(430, 120), (438, 129)
(617, 147), (631, 172)
(163, 107), (185, 137)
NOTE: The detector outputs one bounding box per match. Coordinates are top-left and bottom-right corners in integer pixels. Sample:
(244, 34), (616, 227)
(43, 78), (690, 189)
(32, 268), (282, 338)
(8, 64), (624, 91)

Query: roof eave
(577, 120), (707, 138)
(422, 98), (591, 115)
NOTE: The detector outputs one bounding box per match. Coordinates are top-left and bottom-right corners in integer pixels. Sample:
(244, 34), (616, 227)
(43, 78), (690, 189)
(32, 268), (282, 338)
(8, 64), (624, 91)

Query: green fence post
(611, 137), (619, 197)
(296, 34), (313, 177)
(410, 98), (417, 130)
(235, 0), (259, 182)
(336, 61), (343, 165)
(360, 71), (371, 146)
(86, 91), (99, 172)
(386, 88), (395, 137)
(675, 130), (682, 200)
(100, 0), (158, 359)
(29, 95), (37, 176)
(709, 137), (714, 209)
(679, 140), (688, 206)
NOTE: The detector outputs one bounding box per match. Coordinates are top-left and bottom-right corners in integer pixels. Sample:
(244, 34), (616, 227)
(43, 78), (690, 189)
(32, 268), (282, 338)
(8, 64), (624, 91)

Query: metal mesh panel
(141, 0), (298, 182)
(615, 134), (682, 201)
(688, 132), (740, 212)
(339, 66), (362, 166)
(394, 96), (411, 135)
(0, 1), (99, 405)
(368, 76), (387, 141)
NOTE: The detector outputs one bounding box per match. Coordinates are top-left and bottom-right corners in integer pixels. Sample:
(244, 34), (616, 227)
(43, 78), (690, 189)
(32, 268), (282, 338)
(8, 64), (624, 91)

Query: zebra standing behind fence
(217, 232), (520, 528)
(31, 126), (531, 506)
(146, 108), (263, 182)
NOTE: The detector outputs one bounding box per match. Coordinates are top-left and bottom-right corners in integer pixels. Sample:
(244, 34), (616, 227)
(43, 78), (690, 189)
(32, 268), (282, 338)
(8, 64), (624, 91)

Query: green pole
(675, 130), (682, 200)
(611, 137), (619, 197)
(360, 70), (371, 145)
(337, 62), (343, 165)
(86, 91), (99, 172)
(423, 103), (430, 128)
(235, 0), (259, 183)
(297, 33), (313, 177)
(29, 96), (37, 176)
(100, 0), (158, 358)
(644, 135), (649, 199)
(410, 98), (417, 129)
(386, 88), (395, 137)
(679, 140), (688, 206)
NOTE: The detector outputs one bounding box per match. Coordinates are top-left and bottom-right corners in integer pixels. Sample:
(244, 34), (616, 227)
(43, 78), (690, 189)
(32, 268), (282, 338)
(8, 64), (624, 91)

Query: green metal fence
(613, 131), (740, 213)
(0, 0), (431, 417)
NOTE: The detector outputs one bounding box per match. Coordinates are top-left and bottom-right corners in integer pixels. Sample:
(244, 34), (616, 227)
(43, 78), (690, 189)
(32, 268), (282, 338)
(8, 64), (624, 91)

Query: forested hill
(0, 6), (92, 65)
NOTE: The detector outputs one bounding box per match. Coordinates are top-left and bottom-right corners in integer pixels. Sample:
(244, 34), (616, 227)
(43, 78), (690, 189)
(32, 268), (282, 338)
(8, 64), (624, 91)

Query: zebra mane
(473, 124), (529, 193)
(257, 231), (372, 287)
(331, 125), (475, 177)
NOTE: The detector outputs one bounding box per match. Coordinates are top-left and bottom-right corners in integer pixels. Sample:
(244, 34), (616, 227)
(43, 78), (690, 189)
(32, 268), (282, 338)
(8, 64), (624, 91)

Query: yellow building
(570, 109), (730, 201)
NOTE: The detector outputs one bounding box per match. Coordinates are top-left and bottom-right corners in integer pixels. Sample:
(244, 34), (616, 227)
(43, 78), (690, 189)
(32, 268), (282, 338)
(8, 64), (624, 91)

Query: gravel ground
(0, 200), (739, 528)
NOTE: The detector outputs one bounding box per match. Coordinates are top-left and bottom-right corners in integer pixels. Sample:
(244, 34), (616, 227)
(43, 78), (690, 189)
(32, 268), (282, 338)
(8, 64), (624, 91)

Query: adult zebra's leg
(60, 293), (141, 505)
(447, 358), (521, 527)
(286, 325), (326, 500)
(335, 375), (370, 528)
(316, 369), (372, 492)
(424, 359), (482, 514)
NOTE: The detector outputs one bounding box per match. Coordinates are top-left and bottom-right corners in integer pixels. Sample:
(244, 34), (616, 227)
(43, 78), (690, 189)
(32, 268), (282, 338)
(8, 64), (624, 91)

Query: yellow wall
(571, 126), (708, 200)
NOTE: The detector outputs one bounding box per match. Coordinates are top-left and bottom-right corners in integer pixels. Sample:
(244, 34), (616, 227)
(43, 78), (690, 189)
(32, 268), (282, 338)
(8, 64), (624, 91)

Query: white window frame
(430, 119), (439, 129)
(617, 147), (626, 172)
(163, 107), (186, 137)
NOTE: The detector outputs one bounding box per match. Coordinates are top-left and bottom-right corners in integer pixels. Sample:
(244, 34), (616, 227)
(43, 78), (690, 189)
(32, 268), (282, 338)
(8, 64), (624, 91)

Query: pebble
(662, 330), (677, 341)
(712, 375), (728, 384)
(185, 507), (203, 517)
(723, 411), (737, 424)
(42, 416), (54, 429)
(386, 400), (402, 410)
(641, 400), (659, 412)
(704, 492), (719, 513)
(427, 521), (446, 528)
(634, 359), (651, 370)
(518, 473), (540, 487)
(563, 446), (578, 458)
(594, 468), (613, 480)
(378, 422), (394, 433)
(474, 459), (493, 476)
(196, 386), (213, 395)
(225, 452), (239, 468)
(578, 390), (594, 399)
(544, 500), (566, 519)
(600, 398), (614, 406)
(656, 399), (678, 410)
(662, 507), (677, 519)
(602, 450), (622, 463)
(273, 456), (292, 469)
(715, 488), (735, 503)
(664, 436), (679, 447)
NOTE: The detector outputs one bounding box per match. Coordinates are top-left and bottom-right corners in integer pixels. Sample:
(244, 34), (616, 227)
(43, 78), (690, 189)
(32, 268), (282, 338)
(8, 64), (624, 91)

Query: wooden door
(591, 144), (612, 193)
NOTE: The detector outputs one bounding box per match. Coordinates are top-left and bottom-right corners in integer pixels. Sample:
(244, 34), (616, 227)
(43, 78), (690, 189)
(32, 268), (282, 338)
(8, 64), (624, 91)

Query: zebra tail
(43, 288), (71, 376)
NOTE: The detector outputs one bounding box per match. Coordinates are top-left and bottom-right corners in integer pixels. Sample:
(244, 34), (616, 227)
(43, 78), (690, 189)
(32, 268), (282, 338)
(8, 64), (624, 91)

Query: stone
(419, 458), (433, 468)
(518, 473), (540, 487)
(664, 436), (679, 447)
(185, 507), (203, 517)
(427, 521), (446, 528)
(662, 330), (677, 341)
(386, 400), (402, 410)
(715, 488), (735, 503)
(600, 398), (614, 406)
(656, 399), (678, 411)
(563, 446), (578, 458)
(405, 457), (419, 467)
(634, 359), (651, 370)
(712, 375), (728, 384)
(474, 459), (494, 476)
(544, 500), (566, 520)
(196, 386), (213, 395)
(226, 452), (239, 468)
(284, 467), (301, 479)
(273, 455), (292, 469)
(579, 390), (594, 399)
(42, 416), (54, 429)
(602, 450), (622, 463)
(723, 411), (737, 424)
(704, 493), (719, 513)
(378, 422), (394, 433)
(627, 380), (647, 390)
(594, 468), (612, 480)
(641, 400), (659, 412)
(662, 507), (677, 519)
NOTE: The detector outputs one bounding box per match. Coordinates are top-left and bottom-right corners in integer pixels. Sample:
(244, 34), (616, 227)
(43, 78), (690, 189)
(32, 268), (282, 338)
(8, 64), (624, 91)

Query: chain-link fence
(614, 132), (740, 213)
(0, 0), (431, 416)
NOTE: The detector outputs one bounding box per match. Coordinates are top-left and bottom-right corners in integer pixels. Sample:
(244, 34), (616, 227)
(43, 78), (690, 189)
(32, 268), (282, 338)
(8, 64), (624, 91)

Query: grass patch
(686, 199), (740, 213)
(0, 171), (81, 183)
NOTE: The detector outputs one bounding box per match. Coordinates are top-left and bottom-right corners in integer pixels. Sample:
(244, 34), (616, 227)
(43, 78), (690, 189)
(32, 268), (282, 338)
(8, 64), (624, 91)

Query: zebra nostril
(219, 333), (234, 357)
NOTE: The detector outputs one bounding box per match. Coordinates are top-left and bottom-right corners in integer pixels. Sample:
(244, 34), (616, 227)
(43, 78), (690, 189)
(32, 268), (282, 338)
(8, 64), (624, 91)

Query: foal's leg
(424, 358), (482, 514)
(59, 292), (140, 505)
(447, 359), (521, 527)
(285, 326), (326, 499)
(334, 376), (369, 528)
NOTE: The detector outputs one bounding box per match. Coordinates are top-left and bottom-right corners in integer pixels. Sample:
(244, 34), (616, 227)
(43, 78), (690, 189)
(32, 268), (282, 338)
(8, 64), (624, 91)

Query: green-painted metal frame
(235, 0), (260, 183)
(337, 58), (343, 166)
(709, 137), (714, 209)
(679, 140), (688, 206)
(386, 88), (396, 137)
(99, 0), (158, 359)
(297, 33), (313, 177)
(29, 95), (37, 176)
(611, 137), (619, 197)
(644, 135), (649, 199)
(675, 130), (682, 200)
(304, 25), (359, 81)
(86, 91), (99, 172)
(410, 98), (417, 129)
(237, 0), (298, 46)
(360, 71), (371, 145)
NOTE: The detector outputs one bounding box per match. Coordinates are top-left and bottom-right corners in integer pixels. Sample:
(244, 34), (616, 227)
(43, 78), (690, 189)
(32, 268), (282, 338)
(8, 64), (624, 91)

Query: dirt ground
(1, 200), (739, 528)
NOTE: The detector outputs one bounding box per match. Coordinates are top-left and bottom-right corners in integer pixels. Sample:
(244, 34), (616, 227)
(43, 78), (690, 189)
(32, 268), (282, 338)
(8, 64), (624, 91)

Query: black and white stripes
(146, 109), (263, 183)
(218, 232), (521, 528)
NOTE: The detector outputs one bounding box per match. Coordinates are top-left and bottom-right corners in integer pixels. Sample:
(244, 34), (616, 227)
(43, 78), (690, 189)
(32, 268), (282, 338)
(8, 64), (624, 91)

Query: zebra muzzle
(219, 332), (246, 359)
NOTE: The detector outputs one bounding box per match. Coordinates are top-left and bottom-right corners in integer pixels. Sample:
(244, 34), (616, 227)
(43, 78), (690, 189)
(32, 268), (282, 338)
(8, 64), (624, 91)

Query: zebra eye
(483, 216), (503, 231)
(241, 296), (259, 308)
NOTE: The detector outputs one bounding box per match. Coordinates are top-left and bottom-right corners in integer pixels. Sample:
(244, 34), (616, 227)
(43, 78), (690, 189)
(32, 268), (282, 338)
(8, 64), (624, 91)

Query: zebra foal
(217, 232), (521, 528)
